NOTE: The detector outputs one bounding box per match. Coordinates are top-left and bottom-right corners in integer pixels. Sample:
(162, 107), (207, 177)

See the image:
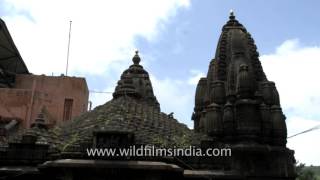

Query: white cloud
(275, 39), (301, 54)
(150, 74), (195, 128)
(1, 0), (193, 121)
(89, 86), (114, 110)
(140, 69), (205, 128)
(261, 39), (320, 165)
(188, 69), (205, 85)
(2, 0), (190, 75)
(261, 39), (320, 119)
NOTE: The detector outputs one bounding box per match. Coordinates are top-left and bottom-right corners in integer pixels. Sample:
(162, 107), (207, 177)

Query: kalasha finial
(229, 9), (235, 20)
(132, 50), (141, 65)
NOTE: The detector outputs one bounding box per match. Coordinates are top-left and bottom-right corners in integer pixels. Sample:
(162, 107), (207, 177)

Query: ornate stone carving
(112, 51), (159, 108)
(222, 101), (234, 138)
(236, 64), (254, 99)
(204, 103), (222, 138)
(234, 99), (260, 141)
(260, 103), (272, 143)
(210, 80), (226, 104)
(195, 78), (207, 107)
(261, 81), (280, 105)
(270, 105), (287, 146)
(198, 109), (207, 133)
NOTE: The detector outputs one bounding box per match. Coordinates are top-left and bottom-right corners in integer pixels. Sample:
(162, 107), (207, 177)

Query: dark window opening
(63, 98), (73, 121)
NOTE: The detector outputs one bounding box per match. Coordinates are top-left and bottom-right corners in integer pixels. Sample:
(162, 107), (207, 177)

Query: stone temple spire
(113, 51), (160, 110)
(192, 12), (286, 146)
(192, 12), (295, 179)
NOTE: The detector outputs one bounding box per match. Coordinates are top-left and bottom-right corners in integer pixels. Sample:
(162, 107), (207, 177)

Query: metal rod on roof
(65, 20), (72, 76)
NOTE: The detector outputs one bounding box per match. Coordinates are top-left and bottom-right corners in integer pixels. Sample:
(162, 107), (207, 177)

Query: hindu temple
(0, 12), (296, 180)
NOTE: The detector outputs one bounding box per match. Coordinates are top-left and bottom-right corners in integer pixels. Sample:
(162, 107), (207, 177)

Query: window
(63, 98), (73, 121)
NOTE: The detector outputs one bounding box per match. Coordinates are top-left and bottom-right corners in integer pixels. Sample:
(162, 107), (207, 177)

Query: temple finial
(229, 9), (235, 20)
(132, 50), (141, 65)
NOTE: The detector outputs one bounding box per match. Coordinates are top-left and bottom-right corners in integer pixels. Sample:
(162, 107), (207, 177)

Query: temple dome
(113, 51), (159, 109)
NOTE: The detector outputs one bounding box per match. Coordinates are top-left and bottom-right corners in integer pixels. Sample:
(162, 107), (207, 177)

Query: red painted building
(0, 74), (88, 128)
(0, 18), (89, 136)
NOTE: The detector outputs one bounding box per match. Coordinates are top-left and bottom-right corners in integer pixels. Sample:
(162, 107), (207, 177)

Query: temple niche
(192, 11), (295, 178)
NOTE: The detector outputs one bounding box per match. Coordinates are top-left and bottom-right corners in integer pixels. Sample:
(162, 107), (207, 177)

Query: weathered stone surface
(192, 11), (296, 179)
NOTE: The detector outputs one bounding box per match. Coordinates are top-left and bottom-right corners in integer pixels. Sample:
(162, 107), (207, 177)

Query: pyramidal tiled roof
(54, 96), (199, 152)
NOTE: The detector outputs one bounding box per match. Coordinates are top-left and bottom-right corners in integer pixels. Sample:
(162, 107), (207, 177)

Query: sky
(1, 0), (320, 165)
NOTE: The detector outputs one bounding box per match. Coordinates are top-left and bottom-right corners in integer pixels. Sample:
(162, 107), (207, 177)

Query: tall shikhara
(192, 12), (296, 178)
(193, 11), (286, 145)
